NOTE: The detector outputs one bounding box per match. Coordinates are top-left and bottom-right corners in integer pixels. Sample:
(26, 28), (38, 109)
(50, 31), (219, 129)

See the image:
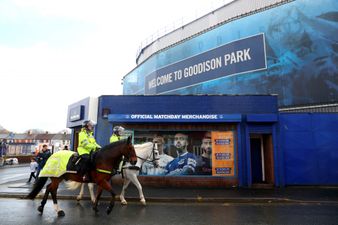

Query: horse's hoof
(140, 199), (146, 206)
(58, 210), (65, 217)
(92, 206), (99, 213)
(121, 200), (127, 205)
(37, 206), (44, 214)
(106, 206), (113, 215)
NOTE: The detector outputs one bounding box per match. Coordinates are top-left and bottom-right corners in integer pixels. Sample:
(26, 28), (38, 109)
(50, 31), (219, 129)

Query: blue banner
(145, 33), (266, 94)
(108, 114), (241, 123)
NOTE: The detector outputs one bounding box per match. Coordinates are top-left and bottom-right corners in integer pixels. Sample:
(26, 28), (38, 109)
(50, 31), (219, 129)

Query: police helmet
(82, 120), (96, 128)
(113, 126), (125, 134)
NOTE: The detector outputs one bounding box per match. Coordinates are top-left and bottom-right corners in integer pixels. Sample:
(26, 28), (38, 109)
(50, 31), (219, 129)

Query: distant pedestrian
(35, 144), (51, 177)
(27, 158), (38, 183)
(0, 139), (7, 156)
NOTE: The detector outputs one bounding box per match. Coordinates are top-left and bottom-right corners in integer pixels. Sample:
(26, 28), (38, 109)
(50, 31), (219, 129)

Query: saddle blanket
(39, 150), (77, 177)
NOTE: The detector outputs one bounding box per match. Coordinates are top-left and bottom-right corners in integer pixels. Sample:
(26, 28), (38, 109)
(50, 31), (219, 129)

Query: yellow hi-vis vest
(77, 128), (101, 156)
(109, 134), (120, 143)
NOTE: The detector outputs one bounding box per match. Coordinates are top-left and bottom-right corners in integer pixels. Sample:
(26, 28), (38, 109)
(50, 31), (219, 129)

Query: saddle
(66, 153), (80, 171)
(66, 151), (97, 172)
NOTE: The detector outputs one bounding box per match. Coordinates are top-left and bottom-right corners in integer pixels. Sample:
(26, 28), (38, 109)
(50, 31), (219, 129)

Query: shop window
(132, 130), (235, 177)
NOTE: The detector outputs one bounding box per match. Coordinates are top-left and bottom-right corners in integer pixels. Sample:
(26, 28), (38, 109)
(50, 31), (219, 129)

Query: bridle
(137, 142), (160, 165)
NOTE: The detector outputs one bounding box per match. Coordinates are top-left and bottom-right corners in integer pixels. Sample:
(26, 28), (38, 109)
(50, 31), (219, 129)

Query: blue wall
(100, 95), (278, 114)
(123, 0), (338, 107)
(280, 113), (338, 185)
(95, 95), (279, 187)
(68, 95), (338, 186)
(96, 94), (278, 146)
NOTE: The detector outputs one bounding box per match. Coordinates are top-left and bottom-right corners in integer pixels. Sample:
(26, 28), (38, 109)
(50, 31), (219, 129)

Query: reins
(121, 142), (159, 173)
(95, 139), (133, 176)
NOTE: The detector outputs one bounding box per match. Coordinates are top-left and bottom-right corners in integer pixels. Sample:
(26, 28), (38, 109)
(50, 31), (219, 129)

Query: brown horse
(26, 136), (137, 217)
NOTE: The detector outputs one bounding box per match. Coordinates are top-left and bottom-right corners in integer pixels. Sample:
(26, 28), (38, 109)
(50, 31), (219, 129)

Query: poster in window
(212, 131), (234, 176)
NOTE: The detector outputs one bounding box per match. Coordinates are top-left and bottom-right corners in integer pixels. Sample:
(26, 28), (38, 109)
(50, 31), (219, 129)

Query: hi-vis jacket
(109, 134), (120, 143)
(77, 128), (101, 155)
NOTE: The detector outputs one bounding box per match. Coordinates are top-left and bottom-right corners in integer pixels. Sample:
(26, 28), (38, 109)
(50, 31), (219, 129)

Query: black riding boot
(78, 154), (91, 182)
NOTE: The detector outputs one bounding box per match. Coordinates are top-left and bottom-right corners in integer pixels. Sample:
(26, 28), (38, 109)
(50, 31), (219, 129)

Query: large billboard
(123, 0), (338, 107)
(144, 34), (266, 94)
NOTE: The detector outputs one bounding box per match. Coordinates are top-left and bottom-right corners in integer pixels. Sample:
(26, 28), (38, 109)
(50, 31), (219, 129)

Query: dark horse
(26, 136), (137, 217)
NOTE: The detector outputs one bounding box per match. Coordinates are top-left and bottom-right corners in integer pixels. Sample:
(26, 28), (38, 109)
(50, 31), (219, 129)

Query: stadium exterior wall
(123, 0), (338, 110)
(67, 95), (338, 187)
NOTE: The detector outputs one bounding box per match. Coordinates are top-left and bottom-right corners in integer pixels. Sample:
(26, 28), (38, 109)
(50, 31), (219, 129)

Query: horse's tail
(26, 177), (48, 199)
(64, 181), (82, 190)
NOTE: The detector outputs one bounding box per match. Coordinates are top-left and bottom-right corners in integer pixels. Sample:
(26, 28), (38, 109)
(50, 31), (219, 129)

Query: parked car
(4, 158), (19, 165)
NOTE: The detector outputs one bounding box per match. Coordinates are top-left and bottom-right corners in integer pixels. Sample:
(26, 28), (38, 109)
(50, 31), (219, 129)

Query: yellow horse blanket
(39, 150), (77, 177)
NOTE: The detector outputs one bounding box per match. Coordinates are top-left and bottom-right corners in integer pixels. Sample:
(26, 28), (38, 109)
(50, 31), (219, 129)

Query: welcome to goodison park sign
(144, 33), (267, 94)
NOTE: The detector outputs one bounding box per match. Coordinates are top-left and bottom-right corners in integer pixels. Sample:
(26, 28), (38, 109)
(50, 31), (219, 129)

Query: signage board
(145, 33), (266, 94)
(69, 105), (84, 122)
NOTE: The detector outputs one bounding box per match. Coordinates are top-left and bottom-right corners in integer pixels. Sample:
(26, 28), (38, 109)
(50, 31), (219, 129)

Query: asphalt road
(0, 165), (27, 184)
(1, 198), (337, 225)
(1, 165), (338, 225)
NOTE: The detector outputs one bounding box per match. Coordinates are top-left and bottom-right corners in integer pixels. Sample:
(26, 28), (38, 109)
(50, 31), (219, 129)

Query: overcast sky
(0, 0), (232, 133)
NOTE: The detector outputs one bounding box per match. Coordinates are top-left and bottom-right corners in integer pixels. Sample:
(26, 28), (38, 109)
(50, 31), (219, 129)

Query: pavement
(1, 164), (338, 204)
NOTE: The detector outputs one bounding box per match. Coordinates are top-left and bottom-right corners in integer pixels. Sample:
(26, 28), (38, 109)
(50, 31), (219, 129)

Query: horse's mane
(100, 138), (129, 152)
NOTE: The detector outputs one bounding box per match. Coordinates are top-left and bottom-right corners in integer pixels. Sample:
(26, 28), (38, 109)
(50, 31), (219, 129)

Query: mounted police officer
(77, 120), (101, 182)
(110, 126), (125, 173)
(110, 126), (125, 143)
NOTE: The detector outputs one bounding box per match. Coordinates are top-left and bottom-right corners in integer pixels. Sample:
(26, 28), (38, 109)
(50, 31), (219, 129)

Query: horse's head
(134, 142), (160, 167)
(123, 136), (137, 165)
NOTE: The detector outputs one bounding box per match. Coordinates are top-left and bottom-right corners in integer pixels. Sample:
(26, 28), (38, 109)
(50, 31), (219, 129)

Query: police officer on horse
(110, 126), (125, 173)
(77, 120), (101, 182)
(110, 126), (125, 143)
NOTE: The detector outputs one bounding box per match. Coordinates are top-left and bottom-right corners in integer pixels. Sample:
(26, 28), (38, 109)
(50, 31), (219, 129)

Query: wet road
(0, 198), (337, 225)
(0, 166), (27, 184)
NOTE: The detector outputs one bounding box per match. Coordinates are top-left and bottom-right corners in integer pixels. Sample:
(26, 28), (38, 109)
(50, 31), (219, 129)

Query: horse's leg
(120, 177), (131, 205)
(130, 172), (146, 205)
(88, 183), (95, 203)
(50, 179), (65, 217)
(76, 183), (85, 202)
(92, 185), (103, 213)
(98, 179), (116, 215)
(38, 181), (53, 214)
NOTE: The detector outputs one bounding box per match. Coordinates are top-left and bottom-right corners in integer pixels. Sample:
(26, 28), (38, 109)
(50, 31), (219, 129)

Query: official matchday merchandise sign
(108, 114), (241, 123)
(145, 33), (266, 94)
(212, 131), (235, 176)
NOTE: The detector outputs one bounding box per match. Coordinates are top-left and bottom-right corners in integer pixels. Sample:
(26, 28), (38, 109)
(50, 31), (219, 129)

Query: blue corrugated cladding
(99, 95), (278, 114)
(280, 113), (338, 185)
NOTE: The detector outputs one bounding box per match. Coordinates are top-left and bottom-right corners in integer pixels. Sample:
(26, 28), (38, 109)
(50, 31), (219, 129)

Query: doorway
(72, 127), (81, 152)
(250, 134), (274, 185)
